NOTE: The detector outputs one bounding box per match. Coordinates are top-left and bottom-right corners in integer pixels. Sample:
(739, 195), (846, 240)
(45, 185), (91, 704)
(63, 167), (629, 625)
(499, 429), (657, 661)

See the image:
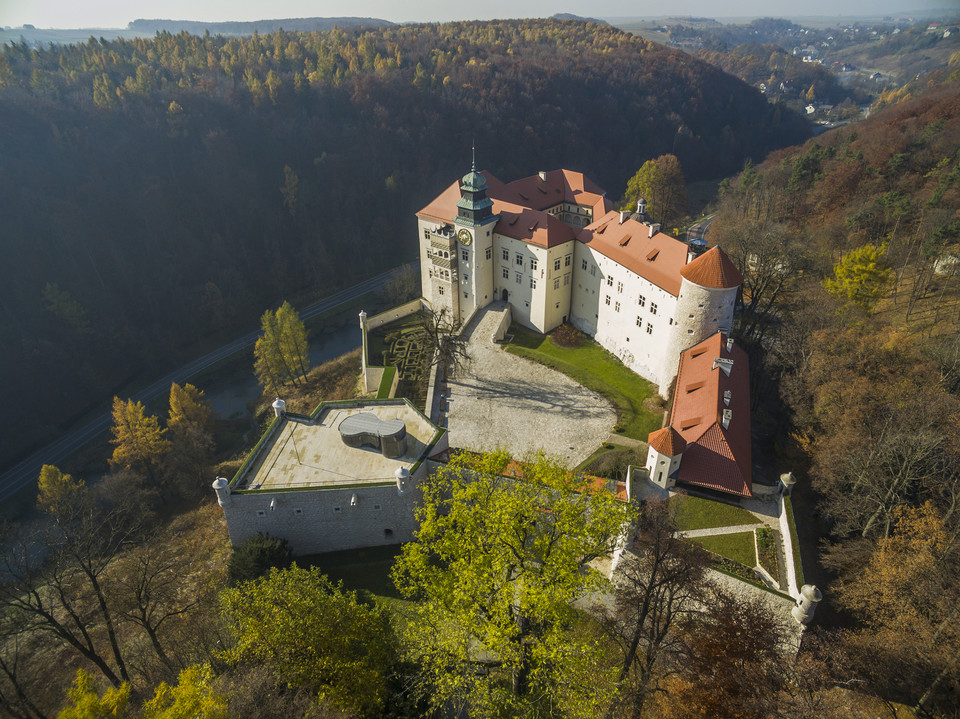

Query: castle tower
(791, 584), (823, 625)
(645, 426), (686, 489)
(658, 247), (742, 397)
(450, 152), (499, 323)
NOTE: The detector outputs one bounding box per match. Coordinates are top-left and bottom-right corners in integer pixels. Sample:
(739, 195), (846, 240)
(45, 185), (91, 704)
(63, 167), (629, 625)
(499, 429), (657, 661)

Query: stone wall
(220, 461), (430, 555)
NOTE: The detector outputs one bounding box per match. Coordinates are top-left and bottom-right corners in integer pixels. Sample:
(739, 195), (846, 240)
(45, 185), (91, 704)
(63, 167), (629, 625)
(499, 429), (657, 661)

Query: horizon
(1, 1), (952, 31)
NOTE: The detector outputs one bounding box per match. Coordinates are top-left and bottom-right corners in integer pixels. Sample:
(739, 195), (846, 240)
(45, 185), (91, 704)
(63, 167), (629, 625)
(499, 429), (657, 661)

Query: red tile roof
(577, 211), (689, 295)
(667, 332), (752, 497)
(679, 247), (743, 289)
(417, 170), (610, 249)
(648, 426), (687, 456)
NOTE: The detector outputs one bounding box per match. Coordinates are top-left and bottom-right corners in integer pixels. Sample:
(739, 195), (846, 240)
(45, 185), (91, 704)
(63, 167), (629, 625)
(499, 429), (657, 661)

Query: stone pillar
(212, 477), (232, 507)
(791, 584), (822, 625)
(359, 310), (370, 392)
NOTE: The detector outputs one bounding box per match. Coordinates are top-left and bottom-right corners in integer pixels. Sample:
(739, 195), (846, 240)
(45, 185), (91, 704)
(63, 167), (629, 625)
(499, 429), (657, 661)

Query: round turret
(658, 247), (743, 398)
(780, 471), (797, 494)
(395, 466), (411, 495)
(212, 477), (232, 507)
(791, 584), (823, 625)
(272, 397), (286, 418)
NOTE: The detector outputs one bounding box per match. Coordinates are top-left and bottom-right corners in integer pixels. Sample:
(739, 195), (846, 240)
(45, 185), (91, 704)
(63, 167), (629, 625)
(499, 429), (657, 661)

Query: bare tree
(420, 306), (470, 378)
(602, 499), (713, 719)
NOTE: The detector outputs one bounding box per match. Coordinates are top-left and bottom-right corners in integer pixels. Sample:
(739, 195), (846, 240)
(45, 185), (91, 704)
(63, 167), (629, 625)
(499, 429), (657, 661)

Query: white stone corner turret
(791, 584), (822, 626)
(272, 397), (286, 418)
(395, 466), (410, 495)
(212, 477), (232, 507)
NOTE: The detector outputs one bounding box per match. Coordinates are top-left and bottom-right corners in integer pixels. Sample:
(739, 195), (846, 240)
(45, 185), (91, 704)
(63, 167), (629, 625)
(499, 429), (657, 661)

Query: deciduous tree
(621, 154), (688, 231)
(391, 450), (632, 718)
(109, 397), (170, 487)
(823, 243), (895, 310)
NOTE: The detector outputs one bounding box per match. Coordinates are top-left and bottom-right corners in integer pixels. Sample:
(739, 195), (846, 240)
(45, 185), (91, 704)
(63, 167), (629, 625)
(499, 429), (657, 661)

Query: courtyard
(441, 304), (617, 467)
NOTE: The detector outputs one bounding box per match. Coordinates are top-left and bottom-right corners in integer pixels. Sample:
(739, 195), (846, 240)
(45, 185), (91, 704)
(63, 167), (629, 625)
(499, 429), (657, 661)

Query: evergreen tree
(109, 397), (170, 486)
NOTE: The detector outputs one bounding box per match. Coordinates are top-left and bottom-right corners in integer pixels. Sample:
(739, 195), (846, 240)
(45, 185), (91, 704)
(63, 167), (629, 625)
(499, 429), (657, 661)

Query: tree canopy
(391, 449), (632, 717)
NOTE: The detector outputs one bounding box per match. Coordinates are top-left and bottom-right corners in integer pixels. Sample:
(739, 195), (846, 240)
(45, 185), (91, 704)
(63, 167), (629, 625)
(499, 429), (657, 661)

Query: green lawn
(300, 544), (405, 599)
(691, 532), (756, 567)
(504, 326), (662, 440)
(670, 494), (760, 531)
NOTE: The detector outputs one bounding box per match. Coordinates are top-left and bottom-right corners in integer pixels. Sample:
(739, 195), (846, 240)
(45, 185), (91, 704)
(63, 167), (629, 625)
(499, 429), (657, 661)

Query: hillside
(709, 68), (960, 712)
(0, 19), (809, 471)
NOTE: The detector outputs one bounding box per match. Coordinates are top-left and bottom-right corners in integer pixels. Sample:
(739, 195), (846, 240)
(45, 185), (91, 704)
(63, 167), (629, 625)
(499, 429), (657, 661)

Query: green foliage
(391, 449), (631, 717)
(57, 670), (131, 719)
(227, 532), (293, 585)
(755, 526), (779, 578)
(823, 243), (894, 309)
(140, 665), (228, 719)
(167, 382), (212, 435)
(621, 153), (688, 229)
(254, 301), (310, 393)
(220, 564), (394, 716)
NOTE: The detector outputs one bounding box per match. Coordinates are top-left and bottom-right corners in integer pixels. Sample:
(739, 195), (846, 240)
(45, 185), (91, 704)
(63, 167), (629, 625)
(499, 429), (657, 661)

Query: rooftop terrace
(235, 401), (440, 491)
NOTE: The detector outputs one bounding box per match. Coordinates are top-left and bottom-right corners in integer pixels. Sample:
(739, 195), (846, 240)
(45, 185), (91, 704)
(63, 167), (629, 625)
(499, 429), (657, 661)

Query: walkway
(443, 305), (617, 467)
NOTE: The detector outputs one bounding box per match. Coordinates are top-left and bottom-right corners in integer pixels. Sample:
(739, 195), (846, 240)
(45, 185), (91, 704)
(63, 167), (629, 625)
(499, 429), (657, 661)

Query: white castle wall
(217, 457), (436, 556)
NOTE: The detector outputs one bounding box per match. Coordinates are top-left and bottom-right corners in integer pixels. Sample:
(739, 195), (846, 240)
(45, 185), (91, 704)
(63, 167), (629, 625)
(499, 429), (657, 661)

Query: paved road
(686, 214), (717, 244)
(0, 263), (415, 504)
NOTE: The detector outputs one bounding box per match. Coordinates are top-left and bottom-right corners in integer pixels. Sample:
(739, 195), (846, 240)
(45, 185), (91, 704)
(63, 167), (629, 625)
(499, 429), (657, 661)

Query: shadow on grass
(298, 544), (404, 599)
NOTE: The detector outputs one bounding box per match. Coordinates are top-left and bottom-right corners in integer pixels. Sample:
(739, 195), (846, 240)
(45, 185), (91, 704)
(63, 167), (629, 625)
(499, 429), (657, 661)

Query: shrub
(228, 533), (293, 586)
(549, 322), (588, 348)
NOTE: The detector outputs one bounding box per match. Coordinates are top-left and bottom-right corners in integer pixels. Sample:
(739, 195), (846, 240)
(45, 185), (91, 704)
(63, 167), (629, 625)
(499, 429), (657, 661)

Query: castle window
(439, 286), (445, 296)
(294, 508), (303, 515)
(463, 273), (469, 282)
(636, 316), (642, 327)
(615, 301), (621, 312)
(554, 278), (560, 290)
(423, 230), (430, 240)
(374, 503), (382, 511)
(516, 253), (523, 266)
(564, 274), (570, 286)
(638, 295), (646, 307)
(516, 272), (522, 284)
(582, 259), (588, 270)
(333, 506), (342, 514)
(256, 510), (266, 517)
(646, 323), (653, 335)
(461, 250), (468, 261)
(554, 258), (561, 271)
(617, 281), (623, 293)
(607, 277), (613, 287)
(605, 295), (611, 306)
(530, 259), (538, 271)
(502, 268), (509, 279)
(590, 265), (596, 276)
(486, 247), (492, 260)
(565, 255), (572, 267)
(650, 303), (658, 315)
(530, 278), (537, 289)
(502, 249), (509, 260)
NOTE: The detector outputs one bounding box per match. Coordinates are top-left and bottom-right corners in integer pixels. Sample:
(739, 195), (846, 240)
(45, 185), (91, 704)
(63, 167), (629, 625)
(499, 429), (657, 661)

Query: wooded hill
(709, 65), (960, 712)
(0, 19), (809, 471)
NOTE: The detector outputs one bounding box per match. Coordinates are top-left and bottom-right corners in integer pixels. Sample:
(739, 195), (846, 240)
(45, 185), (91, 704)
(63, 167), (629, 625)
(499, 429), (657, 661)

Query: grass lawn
(505, 325), (662, 440)
(691, 531), (756, 567)
(671, 494), (760, 531)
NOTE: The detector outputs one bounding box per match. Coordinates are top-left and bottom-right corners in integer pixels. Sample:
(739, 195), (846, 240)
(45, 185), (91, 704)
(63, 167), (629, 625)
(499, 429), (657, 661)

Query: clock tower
(451, 154), (498, 323)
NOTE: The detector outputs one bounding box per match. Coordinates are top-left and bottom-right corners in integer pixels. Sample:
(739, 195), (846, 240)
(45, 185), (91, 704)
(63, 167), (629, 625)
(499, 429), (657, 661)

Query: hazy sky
(0, 0), (946, 29)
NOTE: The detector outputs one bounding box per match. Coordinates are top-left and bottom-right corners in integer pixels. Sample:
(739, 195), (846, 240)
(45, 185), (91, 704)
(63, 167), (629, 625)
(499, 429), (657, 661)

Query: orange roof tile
(679, 247), (743, 289)
(577, 211), (689, 295)
(667, 332), (752, 497)
(648, 426), (687, 456)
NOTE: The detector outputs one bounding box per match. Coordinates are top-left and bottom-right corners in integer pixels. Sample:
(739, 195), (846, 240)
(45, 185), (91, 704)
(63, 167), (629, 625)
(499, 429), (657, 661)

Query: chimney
(538, 170), (547, 181)
(648, 223), (660, 238)
(726, 336), (734, 353)
(620, 210), (631, 224)
(687, 248), (696, 263)
(721, 409), (732, 430)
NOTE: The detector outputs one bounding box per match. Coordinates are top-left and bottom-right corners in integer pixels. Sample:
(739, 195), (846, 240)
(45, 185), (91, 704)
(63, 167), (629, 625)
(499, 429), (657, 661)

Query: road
(0, 263), (415, 505)
(686, 214), (717, 244)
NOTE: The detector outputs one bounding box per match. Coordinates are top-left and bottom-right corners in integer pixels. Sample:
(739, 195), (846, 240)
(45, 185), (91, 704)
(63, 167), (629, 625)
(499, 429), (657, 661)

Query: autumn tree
(621, 154), (688, 231)
(140, 664), (229, 719)
(602, 499), (712, 719)
(253, 302), (310, 393)
(391, 450), (632, 717)
(165, 383), (215, 499)
(220, 564), (394, 717)
(419, 306), (470, 378)
(823, 243), (895, 310)
(109, 397), (170, 487)
(56, 670), (132, 719)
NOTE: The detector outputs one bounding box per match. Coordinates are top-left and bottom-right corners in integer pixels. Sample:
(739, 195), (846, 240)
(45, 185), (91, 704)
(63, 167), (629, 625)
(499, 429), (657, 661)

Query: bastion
(213, 399), (446, 555)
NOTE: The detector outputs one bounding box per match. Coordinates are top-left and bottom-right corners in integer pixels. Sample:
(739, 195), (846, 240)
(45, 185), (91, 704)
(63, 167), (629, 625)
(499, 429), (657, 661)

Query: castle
(417, 164), (751, 497)
(417, 165), (742, 399)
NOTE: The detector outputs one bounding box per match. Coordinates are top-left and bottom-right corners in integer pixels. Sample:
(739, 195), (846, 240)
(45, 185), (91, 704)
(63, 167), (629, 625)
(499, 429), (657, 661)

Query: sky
(0, 0), (949, 29)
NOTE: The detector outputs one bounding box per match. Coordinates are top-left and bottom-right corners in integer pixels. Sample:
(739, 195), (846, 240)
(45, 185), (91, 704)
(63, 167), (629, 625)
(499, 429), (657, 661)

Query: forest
(0, 19), (809, 472)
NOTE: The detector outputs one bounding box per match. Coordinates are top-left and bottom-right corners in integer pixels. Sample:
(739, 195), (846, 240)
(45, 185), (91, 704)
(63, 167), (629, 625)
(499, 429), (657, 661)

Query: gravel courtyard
(443, 304), (617, 467)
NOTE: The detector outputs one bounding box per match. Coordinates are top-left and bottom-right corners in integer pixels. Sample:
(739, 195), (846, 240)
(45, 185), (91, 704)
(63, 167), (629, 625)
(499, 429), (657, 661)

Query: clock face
(458, 229), (472, 246)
